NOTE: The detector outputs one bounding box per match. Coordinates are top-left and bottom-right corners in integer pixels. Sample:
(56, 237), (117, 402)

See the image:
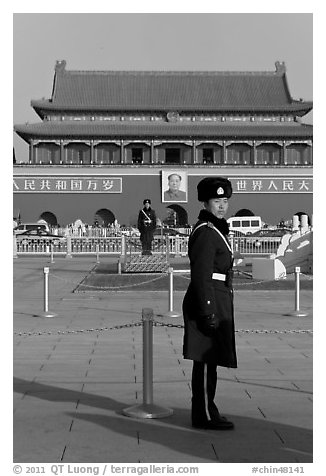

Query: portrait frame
(161, 170), (188, 203)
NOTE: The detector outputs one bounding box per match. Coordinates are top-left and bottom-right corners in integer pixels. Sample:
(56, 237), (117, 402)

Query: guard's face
(205, 198), (229, 219)
(144, 203), (150, 209)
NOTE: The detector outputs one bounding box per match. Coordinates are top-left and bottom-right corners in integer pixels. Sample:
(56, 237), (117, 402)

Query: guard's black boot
(207, 402), (234, 430)
(191, 398), (210, 429)
(207, 364), (234, 430)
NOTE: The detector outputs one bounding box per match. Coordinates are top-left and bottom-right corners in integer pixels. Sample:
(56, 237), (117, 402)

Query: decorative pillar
(192, 140), (197, 164)
(151, 140), (154, 164)
(60, 140), (65, 164)
(223, 141), (227, 164)
(282, 140), (287, 165)
(253, 141), (257, 165)
(153, 141), (163, 164)
(29, 140), (35, 164)
(34, 143), (38, 164)
(90, 140), (94, 164)
(121, 140), (125, 164)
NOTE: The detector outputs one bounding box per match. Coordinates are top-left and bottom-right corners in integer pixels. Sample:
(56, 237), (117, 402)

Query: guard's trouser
(141, 230), (153, 254)
(191, 361), (218, 423)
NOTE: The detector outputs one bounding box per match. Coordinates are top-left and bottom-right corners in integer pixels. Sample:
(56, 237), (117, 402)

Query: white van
(14, 222), (49, 235)
(227, 216), (262, 235)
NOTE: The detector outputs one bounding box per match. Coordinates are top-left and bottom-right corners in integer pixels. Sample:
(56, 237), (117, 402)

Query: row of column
(29, 139), (312, 165)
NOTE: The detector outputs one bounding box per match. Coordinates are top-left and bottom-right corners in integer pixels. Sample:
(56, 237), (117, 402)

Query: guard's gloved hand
(197, 314), (219, 337)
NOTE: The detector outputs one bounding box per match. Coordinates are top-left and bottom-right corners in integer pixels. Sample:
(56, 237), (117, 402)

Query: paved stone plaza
(13, 257), (313, 463)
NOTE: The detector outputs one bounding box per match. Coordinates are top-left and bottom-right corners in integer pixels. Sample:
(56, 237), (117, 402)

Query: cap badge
(217, 187), (224, 195)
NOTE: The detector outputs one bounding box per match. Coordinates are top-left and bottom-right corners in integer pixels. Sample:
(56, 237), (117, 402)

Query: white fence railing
(49, 226), (193, 238)
(231, 236), (282, 256)
(14, 234), (284, 257)
(14, 235), (189, 256)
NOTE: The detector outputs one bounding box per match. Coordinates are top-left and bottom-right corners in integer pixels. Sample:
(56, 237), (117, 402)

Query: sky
(13, 12), (313, 161)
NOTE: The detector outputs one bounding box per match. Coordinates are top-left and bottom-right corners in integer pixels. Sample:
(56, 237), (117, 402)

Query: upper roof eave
(31, 100), (313, 116)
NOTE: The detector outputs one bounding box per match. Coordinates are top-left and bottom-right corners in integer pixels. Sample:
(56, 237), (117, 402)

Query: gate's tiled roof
(31, 60), (312, 116)
(14, 121), (313, 141)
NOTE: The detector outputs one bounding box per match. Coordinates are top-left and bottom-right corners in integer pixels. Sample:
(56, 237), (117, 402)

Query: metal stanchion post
(96, 243), (100, 263)
(164, 267), (182, 318)
(40, 267), (57, 318)
(284, 266), (309, 317)
(122, 308), (173, 418)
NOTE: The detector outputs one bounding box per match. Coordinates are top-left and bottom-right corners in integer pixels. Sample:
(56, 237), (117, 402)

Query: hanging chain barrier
(51, 271), (168, 290)
(14, 265), (312, 337)
(49, 266), (312, 292)
(50, 270), (282, 291)
(14, 321), (143, 337)
(14, 316), (313, 338)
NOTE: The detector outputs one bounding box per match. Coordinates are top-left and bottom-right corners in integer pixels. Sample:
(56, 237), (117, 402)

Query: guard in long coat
(183, 176), (237, 430)
(137, 199), (157, 255)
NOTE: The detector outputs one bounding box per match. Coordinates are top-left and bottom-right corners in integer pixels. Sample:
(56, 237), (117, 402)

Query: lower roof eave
(14, 132), (313, 144)
(14, 124), (313, 143)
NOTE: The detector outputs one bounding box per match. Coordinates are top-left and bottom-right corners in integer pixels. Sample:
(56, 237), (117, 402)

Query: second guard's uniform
(137, 199), (157, 255)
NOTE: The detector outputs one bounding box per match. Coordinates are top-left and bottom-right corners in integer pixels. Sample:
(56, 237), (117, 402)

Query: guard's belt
(212, 273), (226, 281)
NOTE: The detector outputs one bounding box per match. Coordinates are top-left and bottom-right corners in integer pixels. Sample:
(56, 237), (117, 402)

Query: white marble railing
(14, 234), (286, 258)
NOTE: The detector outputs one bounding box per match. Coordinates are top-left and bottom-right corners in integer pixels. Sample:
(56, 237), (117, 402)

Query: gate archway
(235, 208), (255, 217)
(164, 205), (188, 227)
(39, 211), (58, 226)
(94, 209), (115, 226)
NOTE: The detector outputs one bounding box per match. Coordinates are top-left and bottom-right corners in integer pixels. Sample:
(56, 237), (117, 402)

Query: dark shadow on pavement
(13, 377), (313, 463)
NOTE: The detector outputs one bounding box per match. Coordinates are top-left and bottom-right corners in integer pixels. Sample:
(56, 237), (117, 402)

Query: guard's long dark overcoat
(137, 207), (156, 251)
(183, 210), (237, 367)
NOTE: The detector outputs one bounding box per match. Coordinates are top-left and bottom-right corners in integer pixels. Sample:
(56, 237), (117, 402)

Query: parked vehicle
(14, 222), (49, 235)
(119, 227), (140, 237)
(16, 229), (65, 246)
(251, 228), (291, 237)
(154, 227), (188, 237)
(227, 216), (262, 235)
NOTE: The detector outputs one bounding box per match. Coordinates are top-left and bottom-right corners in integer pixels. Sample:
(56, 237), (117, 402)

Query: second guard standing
(137, 199), (157, 255)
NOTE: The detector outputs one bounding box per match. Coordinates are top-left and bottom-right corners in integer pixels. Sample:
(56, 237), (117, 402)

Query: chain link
(14, 318), (313, 337)
(49, 268), (313, 291)
(51, 272), (168, 290)
(175, 271), (313, 286)
(14, 321), (143, 337)
(152, 321), (312, 334)
(170, 273), (271, 287)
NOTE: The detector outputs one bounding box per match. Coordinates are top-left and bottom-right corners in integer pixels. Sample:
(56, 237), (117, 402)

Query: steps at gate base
(123, 255), (169, 273)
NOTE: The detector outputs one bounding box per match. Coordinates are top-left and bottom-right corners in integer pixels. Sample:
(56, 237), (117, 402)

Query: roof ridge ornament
(167, 111), (180, 122)
(55, 60), (67, 73)
(275, 61), (286, 74)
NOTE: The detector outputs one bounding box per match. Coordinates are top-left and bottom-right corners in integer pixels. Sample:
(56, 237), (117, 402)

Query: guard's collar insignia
(217, 187), (224, 195)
